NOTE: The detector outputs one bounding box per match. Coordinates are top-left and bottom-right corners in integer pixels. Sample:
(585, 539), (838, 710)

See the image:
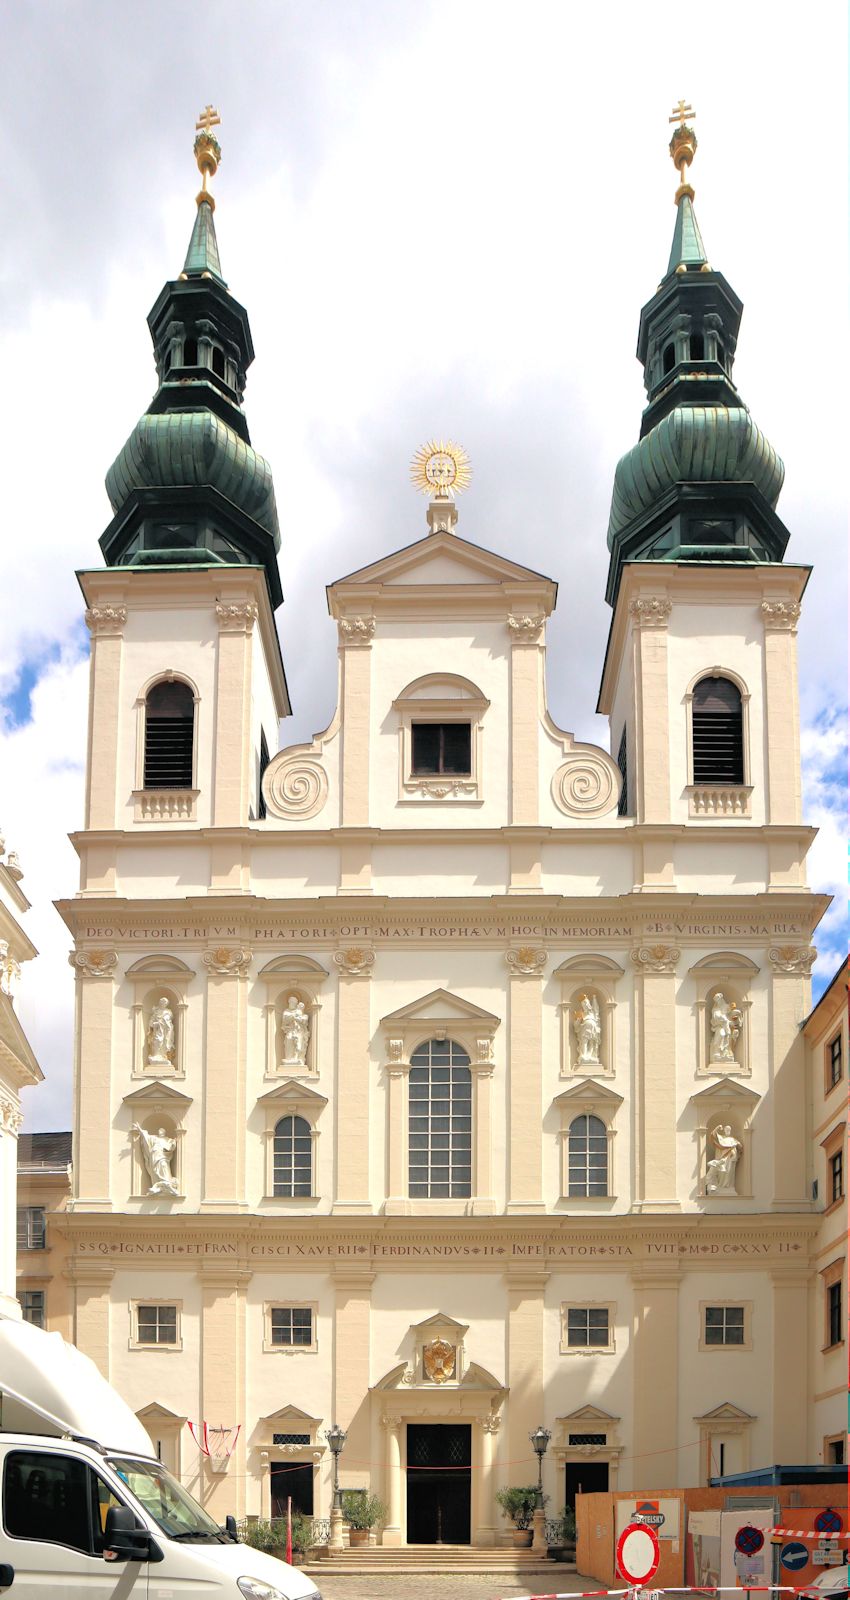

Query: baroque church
(53, 109), (829, 1542)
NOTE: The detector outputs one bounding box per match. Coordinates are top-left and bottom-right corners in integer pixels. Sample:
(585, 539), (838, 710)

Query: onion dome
(100, 109), (282, 609)
(604, 105), (789, 606)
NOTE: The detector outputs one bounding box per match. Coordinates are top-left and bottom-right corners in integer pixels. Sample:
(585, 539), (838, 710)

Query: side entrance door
(565, 1459), (609, 1513)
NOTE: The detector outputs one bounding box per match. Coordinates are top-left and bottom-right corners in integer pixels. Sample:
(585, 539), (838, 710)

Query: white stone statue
(146, 996), (175, 1067)
(705, 1123), (742, 1195)
(281, 994), (310, 1067)
(134, 1124), (178, 1195)
(572, 993), (602, 1066)
(709, 991), (743, 1063)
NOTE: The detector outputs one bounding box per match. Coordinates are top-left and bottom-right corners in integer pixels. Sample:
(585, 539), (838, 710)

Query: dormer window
(411, 722), (471, 776)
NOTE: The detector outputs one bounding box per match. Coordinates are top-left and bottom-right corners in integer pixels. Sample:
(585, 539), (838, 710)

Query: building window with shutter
(691, 676), (745, 785)
(16, 1207), (45, 1250)
(143, 679), (195, 789)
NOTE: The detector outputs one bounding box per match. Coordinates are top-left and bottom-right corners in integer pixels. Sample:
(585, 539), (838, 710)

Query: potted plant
(496, 1485), (541, 1547)
(341, 1491), (386, 1547)
(547, 1505), (577, 1562)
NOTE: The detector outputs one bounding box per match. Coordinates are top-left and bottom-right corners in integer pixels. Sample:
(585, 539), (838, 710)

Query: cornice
(67, 821), (819, 852)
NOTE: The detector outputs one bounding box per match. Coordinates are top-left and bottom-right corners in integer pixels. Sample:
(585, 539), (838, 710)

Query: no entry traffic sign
(617, 1521), (661, 1586)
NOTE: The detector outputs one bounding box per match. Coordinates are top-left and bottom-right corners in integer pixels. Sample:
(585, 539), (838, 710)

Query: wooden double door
(406, 1423), (471, 1545)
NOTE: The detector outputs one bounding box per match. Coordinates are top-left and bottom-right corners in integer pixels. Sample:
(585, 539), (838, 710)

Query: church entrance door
(271, 1461), (314, 1518)
(406, 1423), (471, 1545)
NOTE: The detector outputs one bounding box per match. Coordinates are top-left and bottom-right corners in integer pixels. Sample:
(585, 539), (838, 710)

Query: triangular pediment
(261, 1403), (322, 1427)
(381, 989), (500, 1028)
(558, 1404), (620, 1424)
(691, 1079), (760, 1109)
(0, 994), (43, 1088)
(411, 1311), (469, 1340)
(331, 529), (556, 594)
(694, 1400), (756, 1424)
(136, 1401), (187, 1425)
(553, 1081), (624, 1110)
(257, 1081), (328, 1108)
(122, 1081), (192, 1107)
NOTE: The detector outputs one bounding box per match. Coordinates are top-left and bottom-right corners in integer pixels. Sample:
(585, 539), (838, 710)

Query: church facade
(54, 115), (831, 1540)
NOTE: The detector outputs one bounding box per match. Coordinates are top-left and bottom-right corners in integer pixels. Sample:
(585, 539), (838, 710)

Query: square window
(704, 1305), (745, 1347)
(271, 1306), (314, 1348)
(566, 1307), (610, 1348)
(136, 1304), (177, 1345)
(411, 722), (471, 776)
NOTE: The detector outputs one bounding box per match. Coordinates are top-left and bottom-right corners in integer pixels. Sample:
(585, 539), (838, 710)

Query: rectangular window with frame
(830, 1150), (844, 1205)
(566, 1307), (610, 1348)
(411, 722), (471, 776)
(20, 1290), (45, 1328)
(704, 1305), (745, 1346)
(16, 1207), (45, 1250)
(827, 1033), (843, 1091)
(827, 1280), (843, 1349)
(270, 1306), (313, 1347)
(135, 1303), (178, 1346)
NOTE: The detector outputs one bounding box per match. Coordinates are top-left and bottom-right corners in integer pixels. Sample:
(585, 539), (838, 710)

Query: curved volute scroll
(261, 708), (340, 824)
(542, 712), (623, 820)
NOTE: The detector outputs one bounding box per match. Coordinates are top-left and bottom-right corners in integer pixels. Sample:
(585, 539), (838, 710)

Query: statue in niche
(134, 1124), (179, 1195)
(146, 996), (175, 1067)
(281, 994), (310, 1067)
(705, 1123), (742, 1195)
(572, 993), (602, 1066)
(709, 992), (743, 1063)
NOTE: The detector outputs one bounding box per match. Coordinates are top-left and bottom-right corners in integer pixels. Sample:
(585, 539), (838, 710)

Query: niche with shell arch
(127, 955), (194, 1078)
(123, 1082), (192, 1201)
(553, 955), (624, 1078)
(259, 955), (329, 1079)
(689, 952), (758, 1078)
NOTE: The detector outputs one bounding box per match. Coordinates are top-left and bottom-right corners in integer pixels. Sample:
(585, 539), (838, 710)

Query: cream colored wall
(116, 605), (218, 829)
(666, 605), (768, 827)
(0, 1125), (18, 1312)
(540, 845), (633, 897)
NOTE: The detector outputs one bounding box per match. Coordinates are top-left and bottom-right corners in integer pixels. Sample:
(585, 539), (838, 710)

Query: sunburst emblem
(410, 439), (472, 499)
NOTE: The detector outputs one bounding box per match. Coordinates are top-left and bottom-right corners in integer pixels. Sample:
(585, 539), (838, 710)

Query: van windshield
(108, 1456), (225, 1540)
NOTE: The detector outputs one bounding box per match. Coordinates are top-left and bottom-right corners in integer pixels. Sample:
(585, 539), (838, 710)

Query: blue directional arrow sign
(780, 1543), (810, 1572)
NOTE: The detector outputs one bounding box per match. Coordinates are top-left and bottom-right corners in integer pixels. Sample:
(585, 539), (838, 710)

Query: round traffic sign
(816, 1510), (844, 1535)
(736, 1526), (765, 1556)
(780, 1543), (810, 1572)
(617, 1521), (661, 1586)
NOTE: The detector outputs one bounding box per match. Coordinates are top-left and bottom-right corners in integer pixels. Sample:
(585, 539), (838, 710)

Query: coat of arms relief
(423, 1338), (456, 1384)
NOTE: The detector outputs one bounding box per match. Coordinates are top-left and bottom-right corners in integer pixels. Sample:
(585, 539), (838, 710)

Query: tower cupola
(604, 104), (789, 606)
(100, 108), (282, 609)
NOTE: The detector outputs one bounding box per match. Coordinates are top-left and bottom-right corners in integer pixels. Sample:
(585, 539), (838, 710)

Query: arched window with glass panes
(273, 1115), (313, 1197)
(691, 676), (744, 785)
(568, 1114), (608, 1197)
(408, 1039), (472, 1198)
(143, 679), (195, 789)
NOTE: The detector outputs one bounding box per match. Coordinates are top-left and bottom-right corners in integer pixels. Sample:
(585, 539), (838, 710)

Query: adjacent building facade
(0, 841), (43, 1319)
(804, 959), (848, 1467)
(50, 117), (833, 1539)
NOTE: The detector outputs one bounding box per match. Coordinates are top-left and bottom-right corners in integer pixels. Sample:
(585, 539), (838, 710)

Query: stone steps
(301, 1545), (577, 1575)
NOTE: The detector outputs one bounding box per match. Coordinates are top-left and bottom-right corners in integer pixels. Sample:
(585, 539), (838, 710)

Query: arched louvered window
(568, 1114), (608, 1197)
(273, 1115), (312, 1197)
(143, 680), (194, 789)
(409, 1039), (472, 1199)
(692, 676), (744, 785)
(690, 332), (705, 360)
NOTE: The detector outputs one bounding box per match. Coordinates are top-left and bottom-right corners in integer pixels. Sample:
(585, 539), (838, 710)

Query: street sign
(634, 1499), (666, 1528)
(780, 1542), (811, 1572)
(817, 1510), (844, 1535)
(735, 1526), (765, 1555)
(814, 1545), (845, 1566)
(617, 1521), (661, 1586)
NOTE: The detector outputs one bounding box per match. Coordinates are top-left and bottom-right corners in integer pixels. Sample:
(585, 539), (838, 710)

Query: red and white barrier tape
(499, 1587), (842, 1600)
(769, 1529), (849, 1540)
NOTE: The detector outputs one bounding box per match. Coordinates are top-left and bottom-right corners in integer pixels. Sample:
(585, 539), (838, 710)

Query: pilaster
(200, 947), (251, 1210)
(505, 948), (548, 1213)
(71, 1262), (114, 1380)
(333, 949), (373, 1213)
(333, 1267), (374, 1490)
(338, 618), (374, 827)
(200, 1264), (249, 1517)
(761, 601), (803, 825)
(768, 946), (816, 1208)
(506, 1268), (548, 1487)
(631, 944), (680, 1211)
(212, 601), (257, 828)
(84, 605), (126, 831)
(770, 1265), (810, 1460)
(382, 1416), (403, 1546)
(71, 951), (117, 1210)
(632, 1263), (680, 1488)
(508, 615), (543, 826)
(629, 595), (671, 825)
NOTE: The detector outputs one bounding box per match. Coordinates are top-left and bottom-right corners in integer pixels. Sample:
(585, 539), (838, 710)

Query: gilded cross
(196, 104), (221, 134)
(669, 99), (695, 127)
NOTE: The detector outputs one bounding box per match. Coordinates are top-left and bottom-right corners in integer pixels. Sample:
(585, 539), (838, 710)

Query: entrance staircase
(301, 1544), (577, 1577)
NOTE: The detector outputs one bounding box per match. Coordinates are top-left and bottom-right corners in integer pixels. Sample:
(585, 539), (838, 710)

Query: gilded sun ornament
(410, 440), (472, 500)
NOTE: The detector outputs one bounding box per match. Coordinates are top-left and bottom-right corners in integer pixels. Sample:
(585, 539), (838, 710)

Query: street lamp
(529, 1426), (551, 1554)
(325, 1423), (347, 1549)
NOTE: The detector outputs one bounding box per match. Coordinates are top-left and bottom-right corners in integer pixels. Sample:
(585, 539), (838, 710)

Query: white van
(0, 1314), (322, 1599)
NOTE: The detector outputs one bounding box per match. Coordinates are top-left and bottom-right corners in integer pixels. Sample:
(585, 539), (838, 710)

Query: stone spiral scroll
(551, 751), (619, 818)
(263, 757), (329, 821)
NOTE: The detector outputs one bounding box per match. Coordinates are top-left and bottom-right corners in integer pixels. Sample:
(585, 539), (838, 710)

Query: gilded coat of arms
(423, 1338), (456, 1384)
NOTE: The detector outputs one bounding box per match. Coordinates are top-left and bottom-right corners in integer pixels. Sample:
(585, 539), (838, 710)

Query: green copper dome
(607, 406), (783, 549)
(105, 412), (280, 546)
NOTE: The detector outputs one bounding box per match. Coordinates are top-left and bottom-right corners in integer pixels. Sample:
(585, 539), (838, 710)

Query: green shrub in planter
(240, 1514), (313, 1556)
(557, 1506), (577, 1543)
(341, 1491), (387, 1531)
(495, 1486), (542, 1530)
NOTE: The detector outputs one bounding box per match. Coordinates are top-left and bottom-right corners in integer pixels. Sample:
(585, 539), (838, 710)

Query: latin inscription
(76, 918), (806, 944)
(74, 1236), (804, 1260)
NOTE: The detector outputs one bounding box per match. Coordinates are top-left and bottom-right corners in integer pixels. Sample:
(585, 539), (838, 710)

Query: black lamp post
(529, 1425), (551, 1509)
(325, 1423), (347, 1518)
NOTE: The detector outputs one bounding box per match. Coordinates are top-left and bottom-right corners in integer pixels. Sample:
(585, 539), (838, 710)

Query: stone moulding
(84, 605), (127, 633)
(71, 948), (118, 980)
(215, 601), (258, 629)
(760, 600), (801, 630)
(628, 597), (672, 628)
(630, 944), (680, 974)
(767, 944), (817, 974)
(505, 945), (548, 976)
(203, 946), (252, 978)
